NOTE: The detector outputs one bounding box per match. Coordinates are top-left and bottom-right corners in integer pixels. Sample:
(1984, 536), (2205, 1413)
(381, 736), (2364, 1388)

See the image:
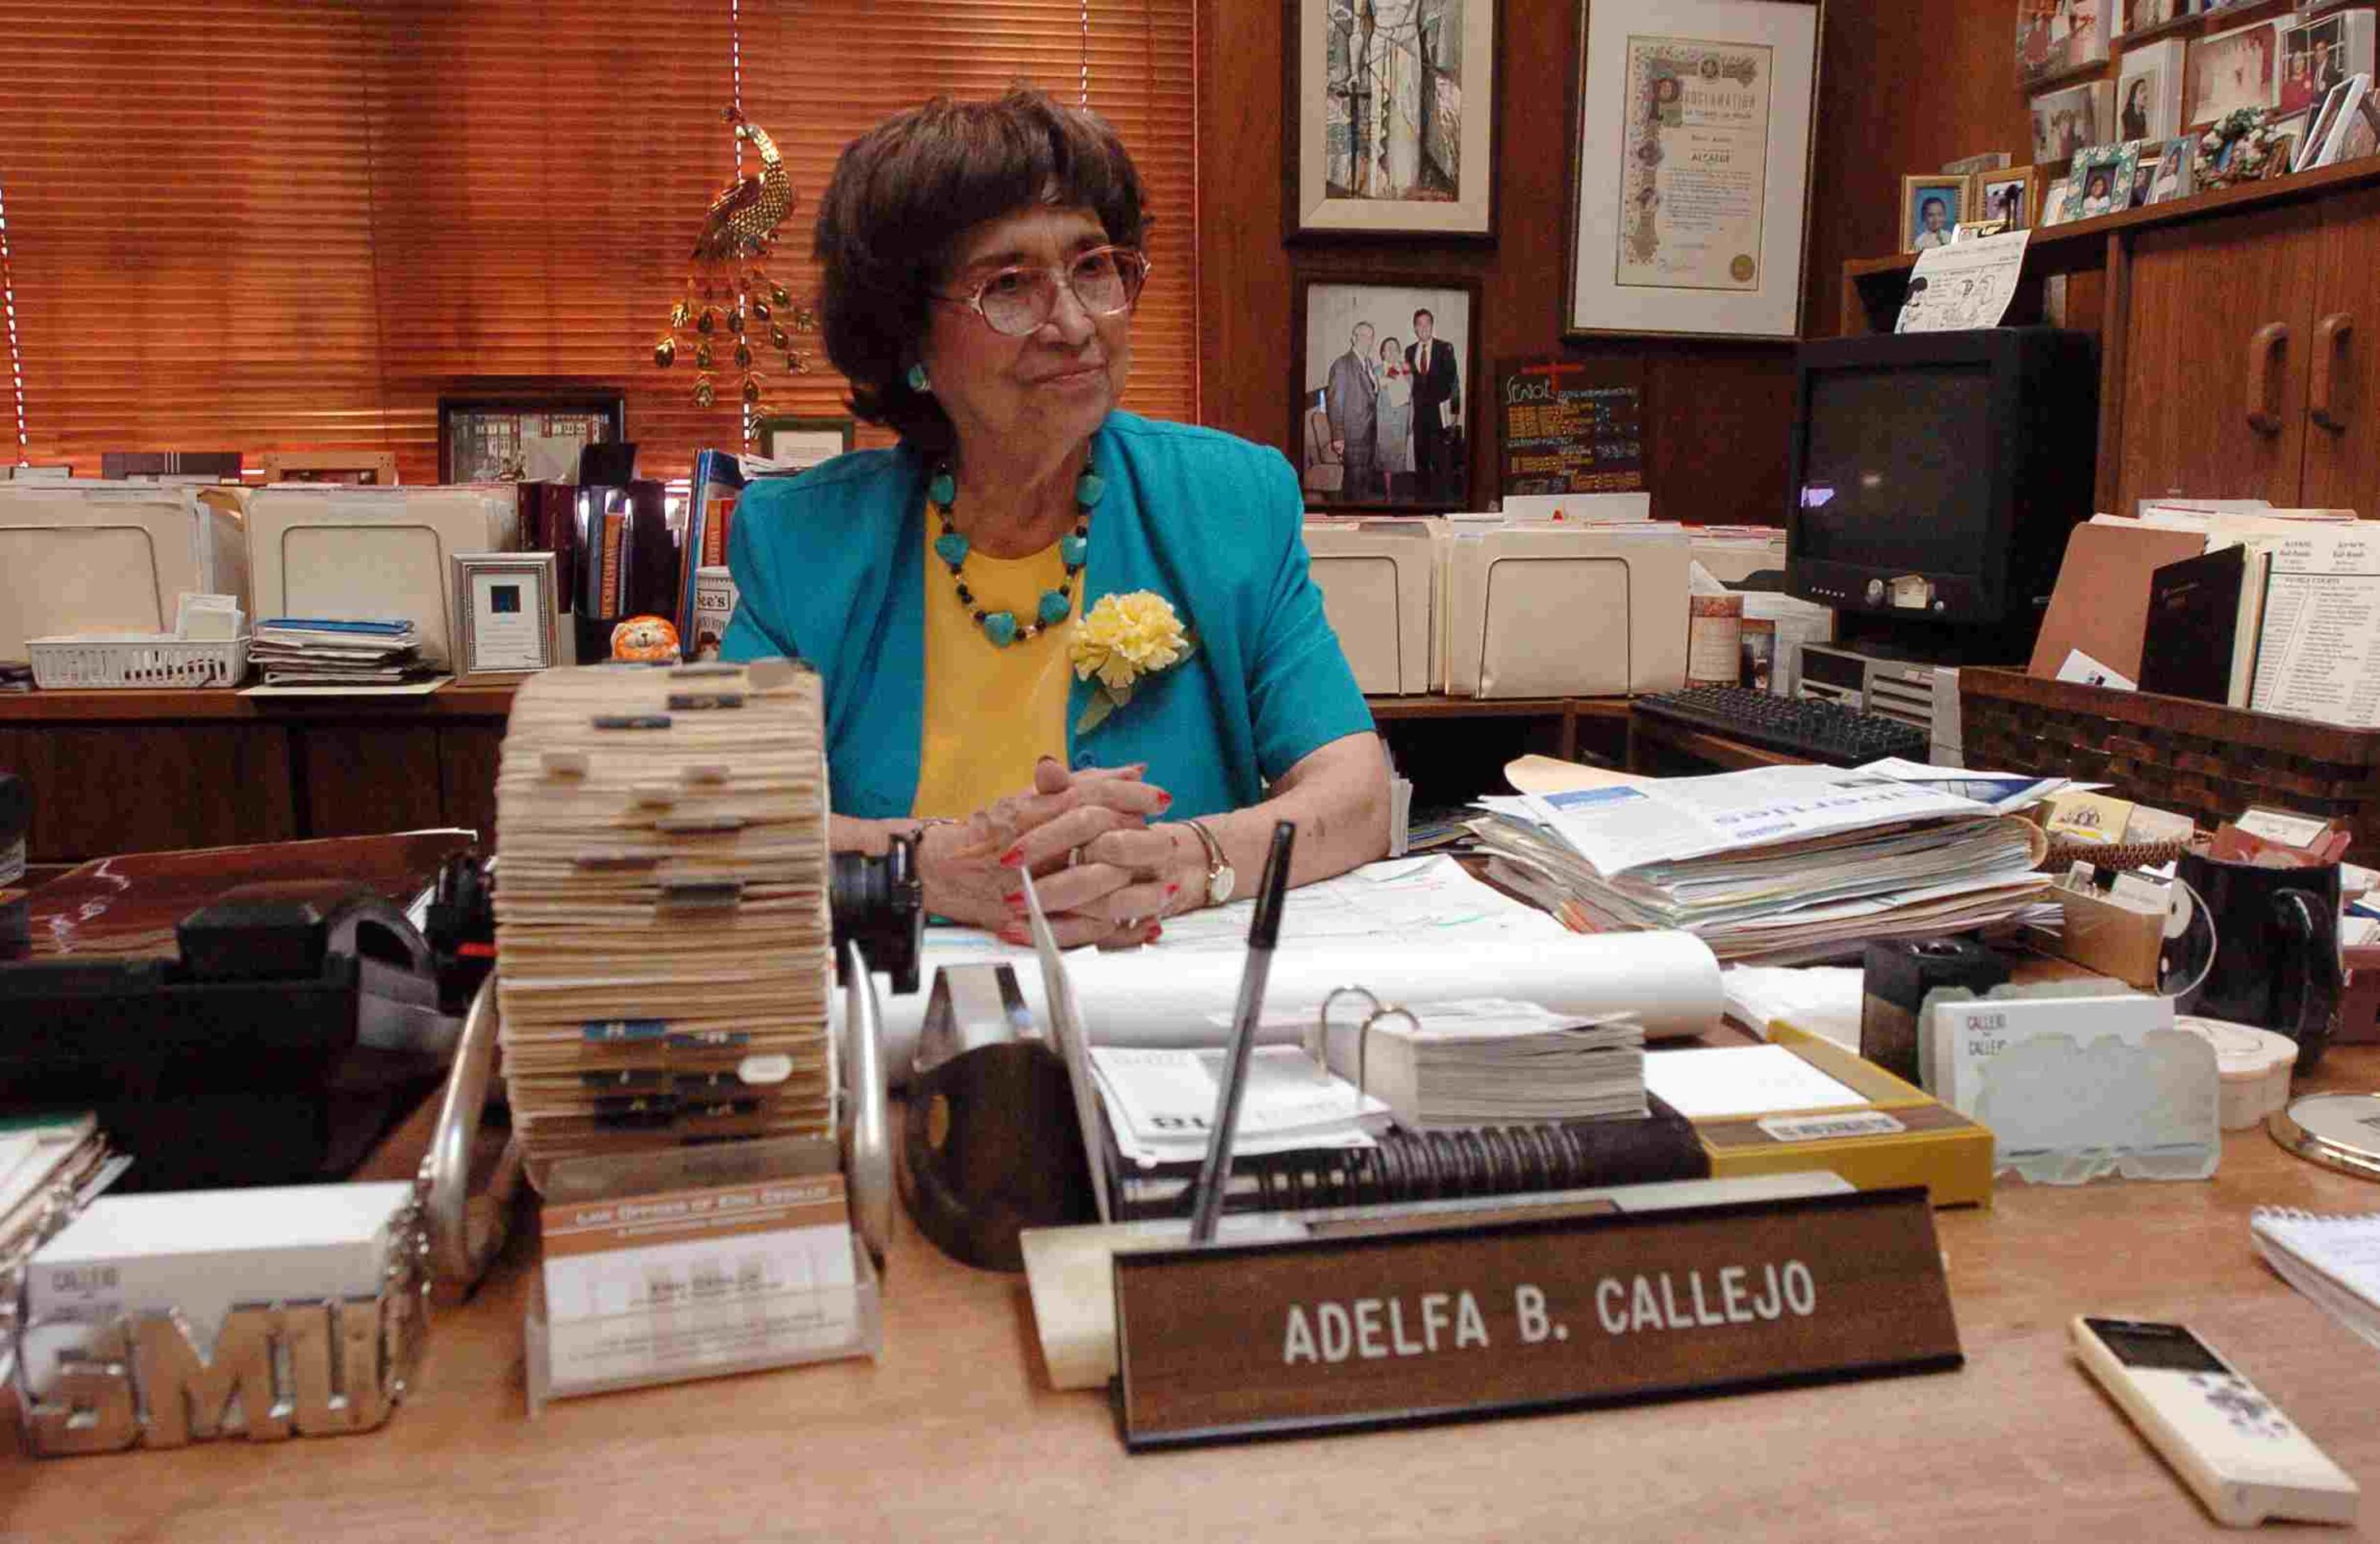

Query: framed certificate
(1564, 0), (1823, 340)
(453, 552), (558, 677)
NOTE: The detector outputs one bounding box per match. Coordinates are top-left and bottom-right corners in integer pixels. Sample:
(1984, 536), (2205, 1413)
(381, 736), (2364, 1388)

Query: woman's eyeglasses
(932, 246), (1150, 337)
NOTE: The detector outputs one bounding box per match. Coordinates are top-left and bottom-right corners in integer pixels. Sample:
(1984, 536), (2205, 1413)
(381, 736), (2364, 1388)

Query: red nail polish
(1164, 882), (1180, 897)
(1000, 847), (1024, 868)
(998, 925), (1028, 945)
(1154, 791), (1172, 809)
(1145, 922), (1162, 941)
(1005, 895), (1027, 913)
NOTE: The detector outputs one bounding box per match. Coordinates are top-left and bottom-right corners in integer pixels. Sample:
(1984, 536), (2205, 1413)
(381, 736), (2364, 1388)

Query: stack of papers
(1090, 1045), (1391, 1169)
(1315, 998), (1645, 1130)
(1467, 760), (2059, 963)
(0, 1112), (126, 1385)
(251, 617), (433, 686)
(493, 662), (834, 1171)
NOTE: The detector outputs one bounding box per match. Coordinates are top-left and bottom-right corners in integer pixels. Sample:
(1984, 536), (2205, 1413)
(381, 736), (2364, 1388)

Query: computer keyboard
(1632, 686), (1930, 767)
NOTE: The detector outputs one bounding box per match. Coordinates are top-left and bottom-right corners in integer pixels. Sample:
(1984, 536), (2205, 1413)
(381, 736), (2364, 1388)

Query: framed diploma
(453, 552), (558, 677)
(1283, 0), (1501, 241)
(1564, 0), (1823, 341)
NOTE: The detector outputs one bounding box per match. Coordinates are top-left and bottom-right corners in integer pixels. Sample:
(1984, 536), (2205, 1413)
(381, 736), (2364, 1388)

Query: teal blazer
(719, 411), (1375, 820)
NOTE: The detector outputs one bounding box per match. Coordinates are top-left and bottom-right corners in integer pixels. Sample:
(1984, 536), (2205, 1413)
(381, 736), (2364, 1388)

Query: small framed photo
(1283, 0), (1501, 241)
(2142, 136), (2197, 203)
(1976, 165), (2041, 229)
(2188, 20), (2284, 127)
(2030, 79), (2114, 164)
(751, 414), (855, 471)
(437, 389), (626, 484)
(1293, 273), (1481, 512)
(1901, 175), (1966, 252)
(452, 552), (558, 677)
(2017, 0), (2110, 86)
(259, 451), (399, 485)
(2122, 0), (2196, 40)
(2063, 141), (2142, 220)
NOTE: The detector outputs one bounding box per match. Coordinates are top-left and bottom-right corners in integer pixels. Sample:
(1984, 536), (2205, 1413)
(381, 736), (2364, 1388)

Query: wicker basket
(1961, 667), (2380, 854)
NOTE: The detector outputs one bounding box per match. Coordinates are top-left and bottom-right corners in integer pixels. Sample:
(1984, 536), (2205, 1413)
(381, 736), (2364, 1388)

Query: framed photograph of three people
(1294, 274), (1482, 512)
(1564, 0), (1823, 340)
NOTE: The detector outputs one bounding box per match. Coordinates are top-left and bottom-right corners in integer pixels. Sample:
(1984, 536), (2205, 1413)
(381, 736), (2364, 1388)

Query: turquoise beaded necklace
(929, 460), (1104, 647)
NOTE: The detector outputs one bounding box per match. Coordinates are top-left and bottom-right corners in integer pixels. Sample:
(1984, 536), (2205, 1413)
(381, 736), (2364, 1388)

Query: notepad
(2251, 1209), (2380, 1351)
(1642, 1044), (1869, 1121)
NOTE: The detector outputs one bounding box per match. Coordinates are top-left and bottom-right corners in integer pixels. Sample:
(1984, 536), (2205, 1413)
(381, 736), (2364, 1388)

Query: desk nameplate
(1111, 1187), (1961, 1450)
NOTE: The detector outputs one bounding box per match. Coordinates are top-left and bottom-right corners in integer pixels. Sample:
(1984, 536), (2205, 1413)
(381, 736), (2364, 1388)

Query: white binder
(247, 486), (516, 670)
(1301, 519), (1439, 696)
(1441, 521), (1689, 699)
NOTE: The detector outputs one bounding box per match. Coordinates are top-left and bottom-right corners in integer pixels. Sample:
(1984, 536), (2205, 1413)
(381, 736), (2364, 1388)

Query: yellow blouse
(911, 522), (1076, 819)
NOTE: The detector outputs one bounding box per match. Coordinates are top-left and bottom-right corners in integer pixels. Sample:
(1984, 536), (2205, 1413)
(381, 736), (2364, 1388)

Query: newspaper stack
(250, 617), (432, 686)
(493, 660), (834, 1176)
(1313, 999), (1646, 1130)
(1468, 760), (2060, 964)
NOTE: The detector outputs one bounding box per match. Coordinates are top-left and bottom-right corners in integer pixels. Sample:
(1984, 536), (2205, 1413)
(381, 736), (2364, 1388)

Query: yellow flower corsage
(1070, 590), (1195, 734)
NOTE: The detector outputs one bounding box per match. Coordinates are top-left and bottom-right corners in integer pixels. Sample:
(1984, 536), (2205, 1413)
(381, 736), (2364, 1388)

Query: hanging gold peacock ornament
(654, 109), (818, 415)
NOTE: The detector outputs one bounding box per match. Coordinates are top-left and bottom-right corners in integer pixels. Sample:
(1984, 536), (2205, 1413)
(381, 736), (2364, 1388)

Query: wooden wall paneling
(2095, 232), (2133, 516)
(438, 726), (505, 849)
(2302, 186), (2380, 516)
(297, 725), (446, 840)
(2, 724), (296, 863)
(1199, 0), (1799, 526)
(2116, 205), (2321, 517)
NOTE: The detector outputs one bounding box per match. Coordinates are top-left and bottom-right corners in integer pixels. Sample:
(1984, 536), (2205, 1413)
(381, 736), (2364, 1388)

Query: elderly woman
(721, 89), (1389, 950)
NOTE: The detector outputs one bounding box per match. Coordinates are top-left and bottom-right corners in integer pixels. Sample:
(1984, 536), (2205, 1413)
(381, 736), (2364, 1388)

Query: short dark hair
(813, 87), (1151, 455)
(1920, 196), (1947, 215)
(1413, 307), (1435, 325)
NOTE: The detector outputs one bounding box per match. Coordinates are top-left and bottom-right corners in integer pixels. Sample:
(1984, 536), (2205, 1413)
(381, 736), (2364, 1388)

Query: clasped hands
(917, 756), (1199, 949)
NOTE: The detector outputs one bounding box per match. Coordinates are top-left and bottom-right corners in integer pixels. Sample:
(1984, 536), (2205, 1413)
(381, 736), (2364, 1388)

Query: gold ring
(1067, 845), (1085, 869)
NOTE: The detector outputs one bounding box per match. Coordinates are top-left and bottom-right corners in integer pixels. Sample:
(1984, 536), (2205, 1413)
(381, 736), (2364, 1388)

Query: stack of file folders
(1467, 761), (2059, 963)
(0, 1112), (125, 1384)
(492, 661), (834, 1176)
(251, 617), (433, 686)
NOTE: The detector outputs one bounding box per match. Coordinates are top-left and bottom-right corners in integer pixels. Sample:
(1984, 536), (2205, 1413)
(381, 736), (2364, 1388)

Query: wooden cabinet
(2303, 186), (2380, 511)
(2116, 205), (2319, 515)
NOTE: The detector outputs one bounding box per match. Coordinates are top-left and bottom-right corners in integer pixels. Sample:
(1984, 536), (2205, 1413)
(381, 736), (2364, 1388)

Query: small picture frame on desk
(259, 451), (399, 486)
(1976, 165), (2041, 229)
(1902, 174), (1966, 252)
(437, 390), (626, 484)
(453, 552), (558, 677)
(750, 414), (855, 471)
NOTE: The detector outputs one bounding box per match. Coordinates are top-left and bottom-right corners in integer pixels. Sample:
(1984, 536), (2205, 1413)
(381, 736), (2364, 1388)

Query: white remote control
(2071, 1316), (2359, 1528)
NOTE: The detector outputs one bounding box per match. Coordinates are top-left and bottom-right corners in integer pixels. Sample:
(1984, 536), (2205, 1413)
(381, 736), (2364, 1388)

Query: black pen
(1188, 819), (1297, 1245)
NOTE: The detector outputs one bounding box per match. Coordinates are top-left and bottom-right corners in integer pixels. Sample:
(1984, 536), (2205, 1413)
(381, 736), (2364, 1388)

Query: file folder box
(1301, 519), (1439, 696)
(1441, 520), (1689, 699)
(0, 483), (249, 663)
(248, 486), (518, 671)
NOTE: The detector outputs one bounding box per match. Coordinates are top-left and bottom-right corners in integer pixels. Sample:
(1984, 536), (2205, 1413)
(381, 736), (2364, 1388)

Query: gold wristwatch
(1184, 818), (1235, 906)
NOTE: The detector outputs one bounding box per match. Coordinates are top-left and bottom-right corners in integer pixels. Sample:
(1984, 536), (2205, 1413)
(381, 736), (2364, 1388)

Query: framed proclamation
(1564, 0), (1823, 341)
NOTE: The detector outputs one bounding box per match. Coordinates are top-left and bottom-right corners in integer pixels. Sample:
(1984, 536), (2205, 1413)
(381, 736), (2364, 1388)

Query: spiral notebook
(2250, 1208), (2380, 1350)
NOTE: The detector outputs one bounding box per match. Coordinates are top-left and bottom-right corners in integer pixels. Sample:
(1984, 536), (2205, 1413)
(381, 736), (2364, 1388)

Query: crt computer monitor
(1786, 327), (2098, 655)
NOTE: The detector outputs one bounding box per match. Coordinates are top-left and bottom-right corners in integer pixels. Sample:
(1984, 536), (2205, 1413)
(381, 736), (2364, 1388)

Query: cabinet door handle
(2312, 312), (2354, 432)
(2248, 321), (2290, 436)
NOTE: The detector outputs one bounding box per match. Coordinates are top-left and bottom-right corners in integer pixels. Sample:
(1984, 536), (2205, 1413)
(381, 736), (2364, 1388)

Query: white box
(0, 483), (249, 663)
(1441, 521), (1689, 699)
(247, 486), (516, 670)
(22, 1181), (413, 1394)
(1687, 527), (1790, 585)
(1500, 492), (1651, 523)
(1302, 519), (1437, 696)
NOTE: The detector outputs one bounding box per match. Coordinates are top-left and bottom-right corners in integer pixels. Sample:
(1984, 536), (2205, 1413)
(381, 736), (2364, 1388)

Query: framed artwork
(2119, 39), (2188, 141)
(1977, 165), (2042, 229)
(2188, 20), (2284, 126)
(751, 414), (855, 470)
(2017, 0), (2111, 86)
(451, 552), (558, 677)
(258, 451), (399, 485)
(1901, 175), (1966, 252)
(1292, 274), (1481, 512)
(2063, 141), (2142, 221)
(2029, 79), (2114, 164)
(437, 389), (625, 484)
(1564, 0), (1823, 341)
(1284, 0), (1500, 241)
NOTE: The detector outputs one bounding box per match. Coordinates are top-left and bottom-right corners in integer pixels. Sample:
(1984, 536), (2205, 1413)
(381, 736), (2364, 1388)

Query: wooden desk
(1626, 707), (1809, 774)
(15, 1053), (2380, 1541)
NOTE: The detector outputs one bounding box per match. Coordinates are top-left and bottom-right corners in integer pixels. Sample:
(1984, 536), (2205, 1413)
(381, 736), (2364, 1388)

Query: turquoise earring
(906, 362), (931, 393)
